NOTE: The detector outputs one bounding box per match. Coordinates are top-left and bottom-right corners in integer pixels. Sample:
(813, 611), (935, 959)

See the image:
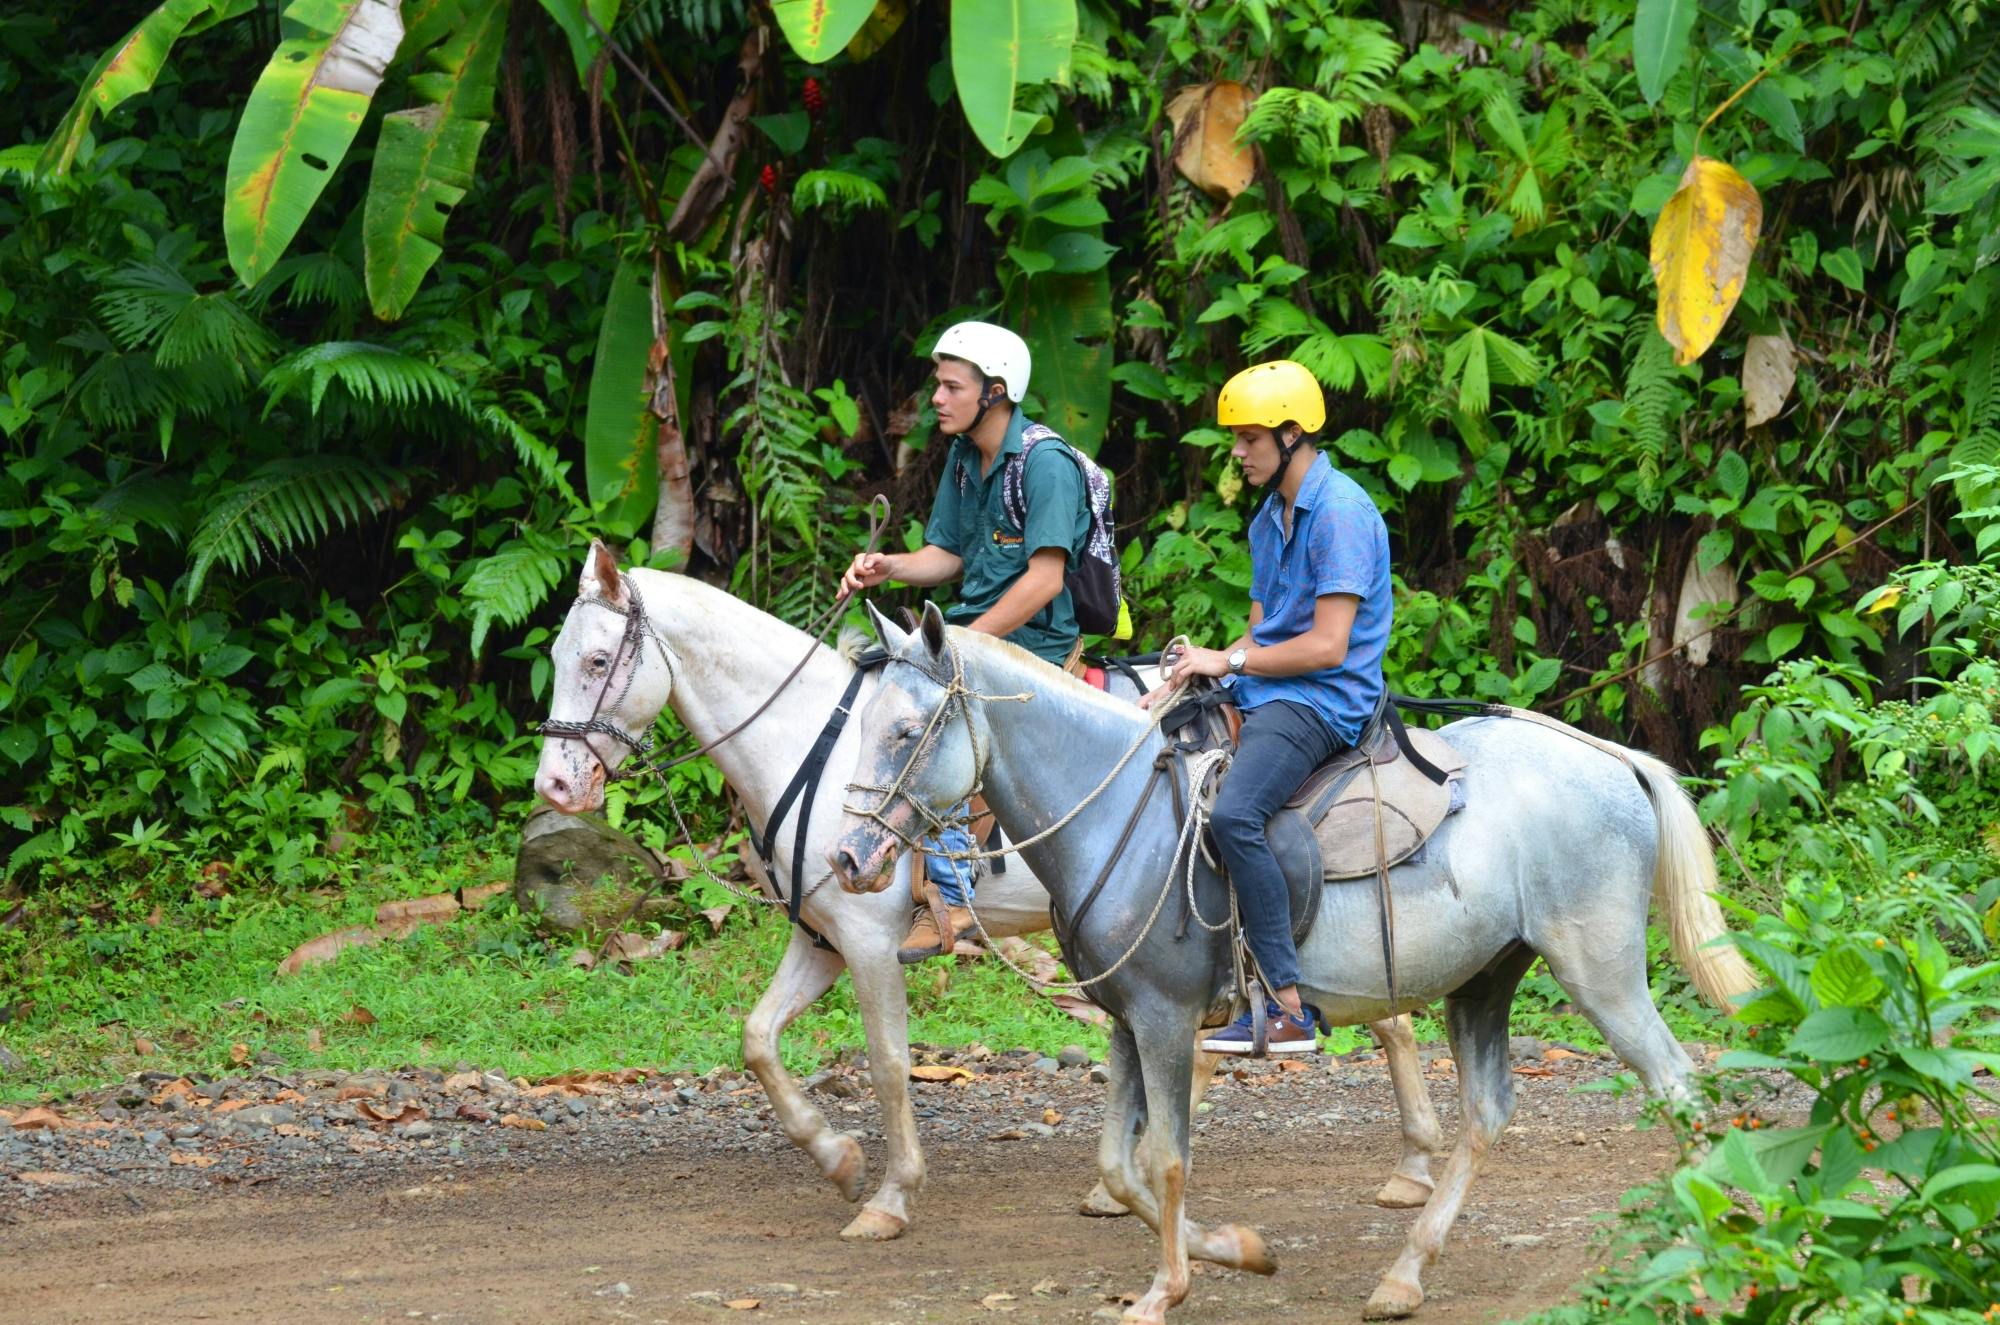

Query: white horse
(531, 544), (1445, 1240)
(829, 611), (1761, 1321)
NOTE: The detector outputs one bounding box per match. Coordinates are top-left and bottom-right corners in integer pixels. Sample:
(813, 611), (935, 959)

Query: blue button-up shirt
(1227, 453), (1392, 745)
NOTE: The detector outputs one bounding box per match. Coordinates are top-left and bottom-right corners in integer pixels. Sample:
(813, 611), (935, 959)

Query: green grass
(0, 833), (1727, 1105)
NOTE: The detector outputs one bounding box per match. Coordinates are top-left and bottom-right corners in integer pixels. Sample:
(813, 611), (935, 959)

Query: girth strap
(751, 662), (876, 950)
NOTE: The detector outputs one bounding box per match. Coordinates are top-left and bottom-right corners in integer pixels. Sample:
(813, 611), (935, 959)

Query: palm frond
(791, 168), (889, 214)
(185, 456), (407, 601)
(480, 402), (579, 505)
(93, 474), (193, 544)
(245, 251), (367, 316)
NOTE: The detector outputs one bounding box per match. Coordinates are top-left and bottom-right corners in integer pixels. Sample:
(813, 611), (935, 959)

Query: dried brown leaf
(343, 1005), (378, 1027)
(1164, 81), (1257, 200)
(275, 925), (382, 977)
(910, 1064), (973, 1083)
(700, 904), (733, 934)
(9, 1107), (72, 1130)
(1743, 331), (1795, 427)
(499, 1113), (547, 1131)
(724, 1300), (761, 1311)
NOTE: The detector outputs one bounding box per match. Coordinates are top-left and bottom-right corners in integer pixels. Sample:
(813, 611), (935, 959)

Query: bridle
(534, 573), (680, 776)
(841, 639), (1028, 849)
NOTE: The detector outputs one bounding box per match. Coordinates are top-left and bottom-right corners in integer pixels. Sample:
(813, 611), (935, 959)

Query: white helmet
(931, 321), (1031, 402)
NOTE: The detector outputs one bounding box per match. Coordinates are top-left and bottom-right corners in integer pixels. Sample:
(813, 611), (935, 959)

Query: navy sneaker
(1199, 1001), (1319, 1056)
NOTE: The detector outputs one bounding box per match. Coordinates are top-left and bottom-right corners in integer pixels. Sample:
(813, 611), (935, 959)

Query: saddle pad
(1297, 727), (1468, 880)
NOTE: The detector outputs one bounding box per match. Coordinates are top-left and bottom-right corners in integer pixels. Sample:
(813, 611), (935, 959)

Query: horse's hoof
(1373, 1174), (1434, 1209)
(1213, 1224), (1277, 1276)
(1079, 1181), (1130, 1218)
(823, 1132), (866, 1203)
(1120, 1302), (1169, 1325)
(840, 1206), (908, 1241)
(1362, 1277), (1424, 1319)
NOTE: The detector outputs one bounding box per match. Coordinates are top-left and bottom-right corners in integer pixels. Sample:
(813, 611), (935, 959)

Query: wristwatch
(1227, 647), (1249, 675)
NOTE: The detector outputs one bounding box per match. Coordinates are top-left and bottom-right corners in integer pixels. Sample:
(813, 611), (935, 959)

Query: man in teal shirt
(840, 320), (1089, 959)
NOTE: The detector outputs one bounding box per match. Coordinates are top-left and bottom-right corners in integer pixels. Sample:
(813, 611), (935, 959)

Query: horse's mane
(947, 626), (1151, 726)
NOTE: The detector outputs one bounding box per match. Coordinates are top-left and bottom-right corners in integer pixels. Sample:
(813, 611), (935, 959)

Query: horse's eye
(895, 724), (919, 742)
(589, 652), (611, 672)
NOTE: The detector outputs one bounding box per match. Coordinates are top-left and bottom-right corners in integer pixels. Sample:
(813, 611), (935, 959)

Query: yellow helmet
(1217, 360), (1326, 433)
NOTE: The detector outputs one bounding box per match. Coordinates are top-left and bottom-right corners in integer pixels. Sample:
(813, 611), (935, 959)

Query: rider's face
(1231, 426), (1285, 486)
(932, 360), (990, 436)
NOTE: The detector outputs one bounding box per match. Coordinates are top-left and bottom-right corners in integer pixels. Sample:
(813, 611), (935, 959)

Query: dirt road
(2, 1047), (1693, 1324)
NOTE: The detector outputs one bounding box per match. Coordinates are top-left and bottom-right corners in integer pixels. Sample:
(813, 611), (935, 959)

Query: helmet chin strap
(962, 380), (1009, 438)
(1257, 424), (1305, 508)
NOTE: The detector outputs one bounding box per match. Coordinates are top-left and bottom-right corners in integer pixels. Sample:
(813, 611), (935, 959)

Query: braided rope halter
(534, 573), (681, 775)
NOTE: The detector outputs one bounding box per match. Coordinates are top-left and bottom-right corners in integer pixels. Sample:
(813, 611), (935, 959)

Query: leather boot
(898, 881), (976, 964)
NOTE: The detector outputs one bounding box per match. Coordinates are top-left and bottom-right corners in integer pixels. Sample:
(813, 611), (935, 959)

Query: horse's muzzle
(829, 835), (899, 895)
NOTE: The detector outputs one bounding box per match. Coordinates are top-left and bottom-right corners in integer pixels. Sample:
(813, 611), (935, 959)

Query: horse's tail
(1624, 750), (1759, 1011)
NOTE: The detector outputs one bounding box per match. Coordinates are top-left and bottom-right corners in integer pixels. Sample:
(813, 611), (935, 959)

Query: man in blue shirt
(1139, 360), (1393, 1053)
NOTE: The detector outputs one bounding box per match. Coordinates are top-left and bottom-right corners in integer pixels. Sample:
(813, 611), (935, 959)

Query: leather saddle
(1161, 689), (1468, 947)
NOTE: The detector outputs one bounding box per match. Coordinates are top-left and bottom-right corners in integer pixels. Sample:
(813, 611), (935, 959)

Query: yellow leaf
(1164, 81), (1257, 201)
(1863, 585), (1903, 616)
(1649, 156), (1762, 365)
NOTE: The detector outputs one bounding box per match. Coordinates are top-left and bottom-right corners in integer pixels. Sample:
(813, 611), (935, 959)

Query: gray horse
(828, 605), (1758, 1324)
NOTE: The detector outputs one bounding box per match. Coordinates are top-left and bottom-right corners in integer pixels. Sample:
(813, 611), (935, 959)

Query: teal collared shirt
(923, 410), (1089, 666)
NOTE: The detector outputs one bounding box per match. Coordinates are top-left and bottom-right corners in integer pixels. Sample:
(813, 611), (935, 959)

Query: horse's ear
(919, 600), (948, 658)
(864, 600), (910, 651)
(580, 539), (628, 607)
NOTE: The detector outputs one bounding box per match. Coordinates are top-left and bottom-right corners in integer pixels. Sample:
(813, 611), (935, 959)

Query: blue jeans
(922, 799), (977, 906)
(1208, 700), (1346, 992)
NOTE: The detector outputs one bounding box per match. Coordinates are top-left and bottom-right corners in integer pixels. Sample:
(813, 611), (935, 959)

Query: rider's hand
(1167, 645), (1232, 681)
(840, 551), (895, 599)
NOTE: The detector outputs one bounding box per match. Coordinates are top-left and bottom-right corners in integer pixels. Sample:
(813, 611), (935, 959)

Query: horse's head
(533, 541), (676, 813)
(829, 601), (988, 894)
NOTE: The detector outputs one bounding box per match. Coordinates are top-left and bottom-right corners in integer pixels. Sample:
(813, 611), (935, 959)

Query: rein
(534, 499), (892, 943)
(841, 636), (1205, 993)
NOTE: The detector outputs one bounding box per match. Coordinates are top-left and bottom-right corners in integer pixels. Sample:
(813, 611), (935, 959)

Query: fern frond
(480, 403), (579, 505)
(790, 168), (889, 215)
(93, 474), (192, 544)
(1624, 326), (1678, 507)
(617, 0), (744, 42)
(1310, 18), (1403, 99)
(261, 341), (470, 419)
(462, 537), (566, 655)
(185, 456), (406, 601)
(1240, 88), (1357, 171)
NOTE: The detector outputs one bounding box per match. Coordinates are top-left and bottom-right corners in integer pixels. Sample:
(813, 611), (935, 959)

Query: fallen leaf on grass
(230, 1042), (250, 1066)
(600, 930), (684, 963)
(1542, 1047), (1583, 1062)
(343, 1006), (377, 1027)
(306, 1028), (324, 1052)
(443, 1071), (483, 1093)
(910, 1064), (973, 1083)
(337, 1081), (388, 1101)
(701, 904), (732, 934)
(545, 1068), (648, 1087)
(9, 1107), (73, 1131)
(132, 1037), (157, 1055)
(498, 1113), (546, 1131)
(1512, 1065), (1554, 1078)
(461, 881), (509, 909)
(275, 925), (382, 977)
(374, 892), (462, 926)
(724, 1300), (761, 1311)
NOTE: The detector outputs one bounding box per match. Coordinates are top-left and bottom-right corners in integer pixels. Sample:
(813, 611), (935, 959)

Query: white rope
(1173, 747), (1236, 933)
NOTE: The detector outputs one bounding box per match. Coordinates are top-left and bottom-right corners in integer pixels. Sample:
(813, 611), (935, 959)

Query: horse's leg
(1369, 1014), (1445, 1208)
(1095, 1032), (1269, 1281)
(1080, 1047), (1220, 1218)
(1364, 947), (1536, 1321)
(741, 929), (863, 1203)
(1120, 1018), (1220, 1325)
(1538, 939), (1696, 1099)
(838, 930), (927, 1240)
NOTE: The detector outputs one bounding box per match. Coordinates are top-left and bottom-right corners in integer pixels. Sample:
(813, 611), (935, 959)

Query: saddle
(1161, 689), (1468, 947)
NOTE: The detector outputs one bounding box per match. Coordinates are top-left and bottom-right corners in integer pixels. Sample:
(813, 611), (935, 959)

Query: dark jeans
(1209, 700), (1347, 993)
